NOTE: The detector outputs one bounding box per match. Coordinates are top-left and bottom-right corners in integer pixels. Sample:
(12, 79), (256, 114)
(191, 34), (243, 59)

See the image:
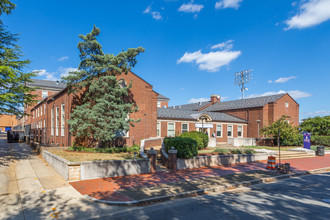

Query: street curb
(83, 167), (330, 206)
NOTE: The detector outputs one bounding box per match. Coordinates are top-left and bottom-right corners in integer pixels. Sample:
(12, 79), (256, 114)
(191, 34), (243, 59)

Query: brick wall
(28, 71), (159, 147)
(0, 114), (17, 131)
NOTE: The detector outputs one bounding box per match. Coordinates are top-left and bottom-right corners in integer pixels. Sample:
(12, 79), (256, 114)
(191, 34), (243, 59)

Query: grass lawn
(48, 150), (141, 162)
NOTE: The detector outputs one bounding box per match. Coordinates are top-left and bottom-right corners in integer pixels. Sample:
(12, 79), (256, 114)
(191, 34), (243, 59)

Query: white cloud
(221, 96), (229, 101)
(177, 40), (241, 72)
(210, 40), (234, 50)
(285, 0), (330, 30)
(215, 0), (243, 9)
(273, 76), (297, 83)
(268, 80), (273, 83)
(188, 97), (209, 103)
(33, 67), (78, 81)
(301, 110), (330, 117)
(59, 67), (78, 78)
(178, 2), (204, 13)
(33, 69), (58, 81)
(57, 56), (69, 61)
(143, 5), (162, 20)
(245, 90), (312, 100)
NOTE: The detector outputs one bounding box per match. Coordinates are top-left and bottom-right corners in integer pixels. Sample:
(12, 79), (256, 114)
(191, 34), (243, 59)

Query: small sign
(303, 132), (311, 149)
(195, 123), (213, 128)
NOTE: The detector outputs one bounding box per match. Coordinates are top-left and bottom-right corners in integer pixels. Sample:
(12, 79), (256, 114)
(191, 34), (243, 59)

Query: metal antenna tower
(234, 70), (253, 99)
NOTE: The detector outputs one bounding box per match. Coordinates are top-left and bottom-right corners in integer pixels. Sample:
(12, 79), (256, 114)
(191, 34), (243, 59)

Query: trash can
(316, 146), (325, 156)
(7, 131), (14, 143)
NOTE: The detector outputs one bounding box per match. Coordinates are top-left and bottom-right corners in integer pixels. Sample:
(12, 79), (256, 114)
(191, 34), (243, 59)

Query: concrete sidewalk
(70, 154), (330, 205)
(0, 134), (127, 220)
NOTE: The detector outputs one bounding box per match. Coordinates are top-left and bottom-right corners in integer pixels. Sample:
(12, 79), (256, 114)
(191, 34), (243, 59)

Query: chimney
(210, 94), (221, 104)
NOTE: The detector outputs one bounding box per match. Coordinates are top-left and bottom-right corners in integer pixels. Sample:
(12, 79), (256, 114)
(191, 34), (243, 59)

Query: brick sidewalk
(70, 155), (330, 202)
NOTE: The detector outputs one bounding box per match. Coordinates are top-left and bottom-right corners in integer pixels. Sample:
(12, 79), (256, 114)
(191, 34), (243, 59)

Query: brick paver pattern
(70, 155), (330, 202)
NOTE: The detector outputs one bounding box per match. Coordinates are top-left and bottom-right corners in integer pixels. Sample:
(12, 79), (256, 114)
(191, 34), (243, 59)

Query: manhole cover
(322, 199), (330, 203)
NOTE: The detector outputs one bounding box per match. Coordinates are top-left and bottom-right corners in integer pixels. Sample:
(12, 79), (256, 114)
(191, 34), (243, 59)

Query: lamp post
(256, 119), (260, 139)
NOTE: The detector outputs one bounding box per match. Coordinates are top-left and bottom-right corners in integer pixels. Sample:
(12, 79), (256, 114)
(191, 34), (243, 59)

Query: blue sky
(3, 0), (330, 119)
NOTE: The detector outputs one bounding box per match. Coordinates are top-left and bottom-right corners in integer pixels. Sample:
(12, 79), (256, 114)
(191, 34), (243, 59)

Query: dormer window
(285, 101), (289, 108)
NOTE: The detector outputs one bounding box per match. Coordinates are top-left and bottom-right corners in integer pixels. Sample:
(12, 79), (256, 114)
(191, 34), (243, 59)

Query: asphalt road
(97, 172), (330, 220)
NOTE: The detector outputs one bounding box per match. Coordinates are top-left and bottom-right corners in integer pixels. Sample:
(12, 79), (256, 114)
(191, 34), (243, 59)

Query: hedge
(164, 137), (198, 159)
(311, 136), (330, 146)
(180, 131), (209, 149)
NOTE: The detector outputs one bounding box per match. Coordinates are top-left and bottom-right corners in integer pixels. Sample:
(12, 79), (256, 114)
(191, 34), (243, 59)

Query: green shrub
(311, 136), (330, 146)
(230, 149), (243, 154)
(164, 137), (198, 159)
(128, 144), (140, 153)
(213, 148), (229, 155)
(244, 149), (256, 154)
(180, 131), (208, 149)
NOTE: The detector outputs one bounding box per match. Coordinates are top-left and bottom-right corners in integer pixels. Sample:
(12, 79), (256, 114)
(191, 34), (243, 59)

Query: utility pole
(234, 70), (253, 99)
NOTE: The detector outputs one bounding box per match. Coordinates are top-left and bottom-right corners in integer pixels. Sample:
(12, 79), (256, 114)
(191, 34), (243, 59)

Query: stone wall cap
(168, 150), (178, 154)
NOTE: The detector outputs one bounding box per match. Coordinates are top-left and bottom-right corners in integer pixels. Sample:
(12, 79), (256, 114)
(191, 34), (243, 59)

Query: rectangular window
(227, 125), (233, 137)
(61, 104), (65, 136)
(157, 101), (161, 108)
(182, 123), (188, 133)
(44, 104), (46, 114)
(40, 121), (42, 129)
(51, 108), (54, 136)
(44, 119), (46, 128)
(167, 122), (175, 137)
(40, 106), (43, 116)
(33, 111), (35, 119)
(55, 107), (59, 136)
(42, 91), (48, 99)
(157, 122), (161, 137)
(238, 126), (243, 137)
(37, 108), (39, 118)
(216, 125), (222, 137)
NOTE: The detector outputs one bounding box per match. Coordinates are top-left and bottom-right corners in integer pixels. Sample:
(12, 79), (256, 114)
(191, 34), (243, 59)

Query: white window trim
(157, 122), (161, 137)
(55, 107), (59, 136)
(181, 123), (189, 133)
(237, 125), (243, 138)
(157, 101), (161, 108)
(227, 125), (233, 138)
(44, 104), (46, 114)
(216, 124), (223, 137)
(61, 104), (65, 137)
(167, 122), (175, 137)
(51, 108), (54, 136)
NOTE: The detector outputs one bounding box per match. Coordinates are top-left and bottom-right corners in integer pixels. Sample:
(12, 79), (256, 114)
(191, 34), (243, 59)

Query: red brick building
(166, 93), (299, 140)
(21, 72), (299, 147)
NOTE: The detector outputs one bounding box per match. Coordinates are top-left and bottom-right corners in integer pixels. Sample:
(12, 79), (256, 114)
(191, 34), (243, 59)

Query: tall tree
(261, 115), (302, 146)
(299, 116), (330, 136)
(0, 1), (37, 115)
(63, 26), (144, 147)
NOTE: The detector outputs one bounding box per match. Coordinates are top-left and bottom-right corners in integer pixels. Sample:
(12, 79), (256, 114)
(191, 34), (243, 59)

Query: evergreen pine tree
(63, 26), (144, 147)
(0, 1), (37, 115)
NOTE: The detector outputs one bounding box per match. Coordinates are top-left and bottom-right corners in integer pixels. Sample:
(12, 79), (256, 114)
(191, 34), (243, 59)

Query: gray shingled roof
(26, 79), (66, 89)
(170, 94), (286, 112)
(158, 108), (247, 123)
(204, 94), (286, 111)
(169, 101), (211, 111)
(158, 93), (170, 101)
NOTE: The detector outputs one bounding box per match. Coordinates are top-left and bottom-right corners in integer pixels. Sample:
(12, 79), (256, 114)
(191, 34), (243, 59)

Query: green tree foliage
(164, 137), (198, 159)
(299, 116), (330, 136)
(180, 131), (209, 149)
(62, 26), (144, 147)
(0, 1), (37, 115)
(261, 115), (302, 146)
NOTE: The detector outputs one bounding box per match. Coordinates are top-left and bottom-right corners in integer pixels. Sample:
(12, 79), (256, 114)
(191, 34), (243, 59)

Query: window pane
(227, 126), (232, 137)
(216, 125), (222, 137)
